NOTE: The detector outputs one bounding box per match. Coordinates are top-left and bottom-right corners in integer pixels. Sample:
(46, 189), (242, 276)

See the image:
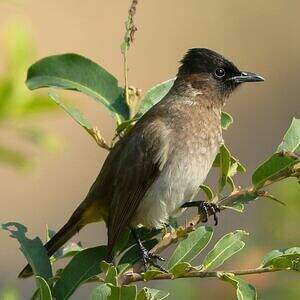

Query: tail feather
(18, 218), (82, 278)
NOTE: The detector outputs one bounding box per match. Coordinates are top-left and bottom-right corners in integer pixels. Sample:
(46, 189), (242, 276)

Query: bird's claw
(182, 201), (221, 225)
(140, 248), (167, 273)
(199, 201), (220, 225)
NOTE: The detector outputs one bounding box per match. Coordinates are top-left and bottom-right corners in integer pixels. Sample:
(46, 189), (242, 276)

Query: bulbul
(19, 48), (264, 277)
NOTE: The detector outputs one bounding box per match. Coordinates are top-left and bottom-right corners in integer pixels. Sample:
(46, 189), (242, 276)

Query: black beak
(230, 71), (265, 83)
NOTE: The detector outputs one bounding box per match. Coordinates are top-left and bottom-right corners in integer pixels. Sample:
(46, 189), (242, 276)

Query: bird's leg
(131, 229), (167, 272)
(181, 201), (221, 225)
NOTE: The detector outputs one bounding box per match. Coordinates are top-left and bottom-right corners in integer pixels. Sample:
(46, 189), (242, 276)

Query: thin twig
(121, 0), (139, 108)
(120, 267), (280, 285)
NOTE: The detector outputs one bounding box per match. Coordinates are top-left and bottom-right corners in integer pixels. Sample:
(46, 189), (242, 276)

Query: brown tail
(18, 195), (106, 278)
(18, 216), (83, 278)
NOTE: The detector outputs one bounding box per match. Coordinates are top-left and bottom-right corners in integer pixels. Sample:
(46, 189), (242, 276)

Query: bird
(19, 48), (264, 278)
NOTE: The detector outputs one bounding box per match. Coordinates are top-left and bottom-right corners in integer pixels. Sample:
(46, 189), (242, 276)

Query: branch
(121, 0), (140, 118)
(120, 266), (280, 285)
(149, 187), (258, 256)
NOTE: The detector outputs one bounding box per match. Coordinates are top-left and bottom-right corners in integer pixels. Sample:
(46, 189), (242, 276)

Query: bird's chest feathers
(134, 108), (222, 228)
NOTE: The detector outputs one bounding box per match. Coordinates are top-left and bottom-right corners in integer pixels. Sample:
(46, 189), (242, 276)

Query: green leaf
(169, 262), (192, 277)
(202, 230), (248, 271)
(277, 118), (300, 156)
(116, 118), (138, 135)
(199, 184), (214, 200)
(214, 145), (245, 192)
(261, 247), (300, 271)
(143, 270), (165, 281)
(138, 79), (175, 115)
(252, 152), (298, 189)
(105, 265), (118, 286)
(168, 226), (213, 269)
(49, 92), (93, 129)
(59, 242), (84, 258)
(222, 203), (245, 213)
(220, 273), (257, 300)
(36, 276), (53, 300)
(218, 144), (231, 192)
(221, 112), (233, 130)
(0, 222), (52, 279)
(214, 148), (246, 173)
(53, 246), (107, 300)
(137, 288), (169, 300)
(26, 53), (128, 123)
(91, 284), (112, 300)
(252, 118), (300, 189)
(109, 284), (137, 300)
(220, 191), (258, 213)
(48, 91), (103, 144)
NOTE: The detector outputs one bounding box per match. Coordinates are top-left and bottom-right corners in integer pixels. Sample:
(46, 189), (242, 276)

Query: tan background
(0, 0), (299, 299)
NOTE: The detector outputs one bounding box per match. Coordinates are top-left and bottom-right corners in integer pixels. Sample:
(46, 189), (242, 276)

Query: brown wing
(87, 116), (169, 255)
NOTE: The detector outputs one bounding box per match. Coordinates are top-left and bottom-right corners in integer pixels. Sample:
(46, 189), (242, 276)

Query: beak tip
(233, 71), (265, 83)
(256, 75), (265, 82)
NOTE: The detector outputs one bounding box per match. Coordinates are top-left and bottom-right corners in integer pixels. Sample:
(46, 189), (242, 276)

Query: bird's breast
(132, 115), (222, 229)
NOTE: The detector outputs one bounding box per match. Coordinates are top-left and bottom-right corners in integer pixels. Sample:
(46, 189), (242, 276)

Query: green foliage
(53, 246), (107, 300)
(252, 153), (298, 190)
(0, 222), (52, 278)
(26, 53), (128, 123)
(91, 284), (137, 300)
(277, 118), (300, 155)
(137, 288), (169, 300)
(36, 276), (53, 300)
(91, 285), (112, 300)
(1, 17), (300, 300)
(199, 184), (214, 200)
(220, 273), (257, 300)
(221, 111), (234, 130)
(261, 247), (300, 271)
(168, 226), (213, 270)
(0, 22), (60, 168)
(202, 230), (248, 271)
(252, 118), (300, 190)
(213, 144), (246, 193)
(137, 79), (175, 115)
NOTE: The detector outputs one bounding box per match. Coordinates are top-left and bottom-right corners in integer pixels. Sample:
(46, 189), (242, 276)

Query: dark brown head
(177, 48), (264, 103)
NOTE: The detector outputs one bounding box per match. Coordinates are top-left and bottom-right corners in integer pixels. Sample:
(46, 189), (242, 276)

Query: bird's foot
(181, 201), (221, 225)
(140, 247), (167, 273)
(131, 229), (167, 273)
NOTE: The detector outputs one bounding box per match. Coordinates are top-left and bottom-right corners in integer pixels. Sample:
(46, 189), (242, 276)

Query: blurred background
(0, 0), (299, 299)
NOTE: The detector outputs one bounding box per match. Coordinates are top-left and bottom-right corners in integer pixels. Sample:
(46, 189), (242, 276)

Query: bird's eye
(214, 68), (226, 78)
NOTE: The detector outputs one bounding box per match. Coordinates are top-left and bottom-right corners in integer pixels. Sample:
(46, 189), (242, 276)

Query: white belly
(131, 144), (218, 228)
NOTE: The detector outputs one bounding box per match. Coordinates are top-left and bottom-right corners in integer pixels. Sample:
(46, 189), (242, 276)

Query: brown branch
(121, 0), (139, 117)
(149, 187), (258, 256)
(120, 266), (280, 285)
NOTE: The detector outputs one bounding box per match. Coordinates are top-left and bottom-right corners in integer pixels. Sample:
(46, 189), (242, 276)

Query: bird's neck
(169, 76), (226, 108)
